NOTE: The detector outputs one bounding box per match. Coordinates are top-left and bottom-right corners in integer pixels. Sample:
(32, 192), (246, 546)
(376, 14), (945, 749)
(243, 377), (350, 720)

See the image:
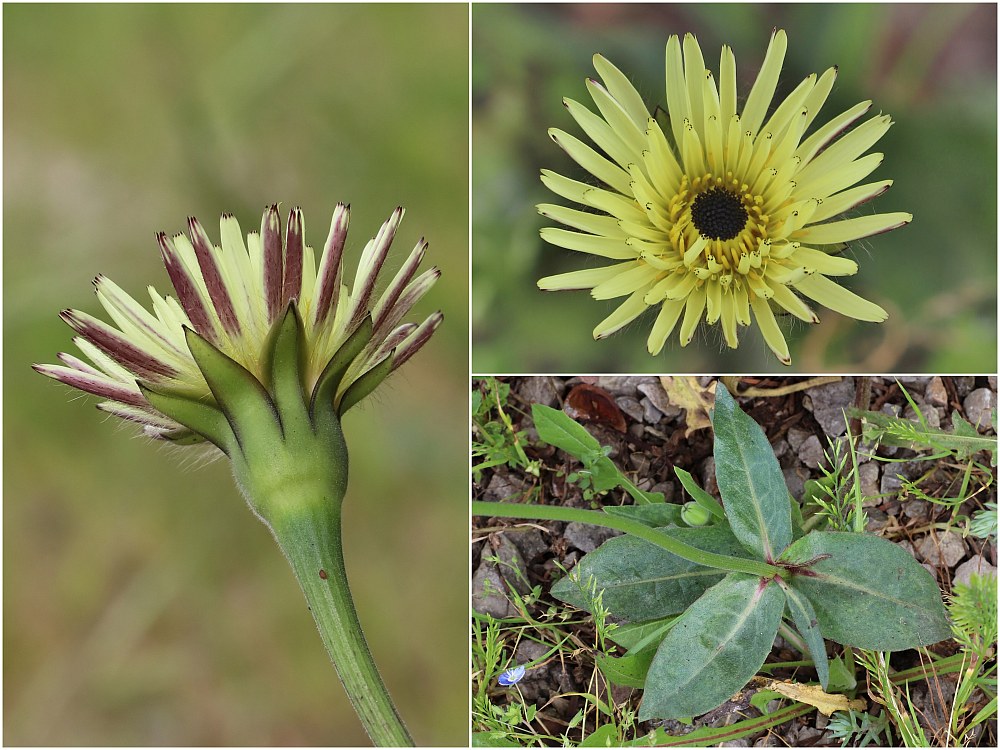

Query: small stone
(640, 396), (666, 423)
(953, 555), (998, 587)
(804, 378), (856, 437)
(857, 462), (880, 500)
(866, 507), (890, 531)
(786, 427), (811, 452)
(651, 481), (676, 503)
(564, 521), (619, 553)
(519, 377), (560, 407)
(783, 467), (810, 500)
(617, 396), (645, 423)
(472, 559), (513, 618)
(637, 381), (682, 419)
(989, 375), (997, 390)
(485, 472), (529, 502)
(594, 376), (645, 396)
(505, 527), (548, 565)
(901, 499), (930, 522)
(492, 535), (531, 594)
(953, 377), (975, 398)
(798, 434), (826, 468)
(905, 402), (940, 429)
(915, 532), (966, 569)
(963, 388), (995, 432)
(925, 377), (948, 408)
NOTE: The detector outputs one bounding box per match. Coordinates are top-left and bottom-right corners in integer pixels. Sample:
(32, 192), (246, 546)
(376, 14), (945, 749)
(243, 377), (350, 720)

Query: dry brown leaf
(760, 679), (866, 716)
(659, 377), (716, 436)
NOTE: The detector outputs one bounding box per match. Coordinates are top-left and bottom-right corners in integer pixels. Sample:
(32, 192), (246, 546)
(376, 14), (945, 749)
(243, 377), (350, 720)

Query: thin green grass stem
(472, 501), (779, 577)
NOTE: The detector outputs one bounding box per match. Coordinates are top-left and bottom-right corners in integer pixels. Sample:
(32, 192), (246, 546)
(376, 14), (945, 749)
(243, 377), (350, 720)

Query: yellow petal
(593, 289), (648, 339)
(750, 296), (790, 365)
(647, 299), (686, 354)
(793, 274), (888, 322)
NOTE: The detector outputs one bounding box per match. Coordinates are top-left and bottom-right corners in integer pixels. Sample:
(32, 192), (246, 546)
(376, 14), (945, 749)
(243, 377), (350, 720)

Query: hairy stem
(270, 502), (413, 746)
(472, 500), (780, 577)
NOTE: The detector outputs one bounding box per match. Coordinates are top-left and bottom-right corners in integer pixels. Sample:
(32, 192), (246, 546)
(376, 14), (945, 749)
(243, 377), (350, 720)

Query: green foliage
(968, 501), (997, 541)
(826, 709), (893, 748)
(639, 573), (785, 720)
(849, 386), (997, 466)
(534, 385), (951, 721)
(472, 378), (540, 480)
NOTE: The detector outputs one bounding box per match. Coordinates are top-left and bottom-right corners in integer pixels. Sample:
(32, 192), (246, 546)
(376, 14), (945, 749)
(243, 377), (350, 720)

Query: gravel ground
(472, 375), (997, 747)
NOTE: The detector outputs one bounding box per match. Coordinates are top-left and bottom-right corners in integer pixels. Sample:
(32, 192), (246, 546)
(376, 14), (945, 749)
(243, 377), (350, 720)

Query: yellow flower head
(539, 30), (910, 364)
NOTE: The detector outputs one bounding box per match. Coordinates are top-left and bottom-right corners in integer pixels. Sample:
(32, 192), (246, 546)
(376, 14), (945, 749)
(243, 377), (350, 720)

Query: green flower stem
(269, 501), (413, 747)
(472, 501), (779, 578)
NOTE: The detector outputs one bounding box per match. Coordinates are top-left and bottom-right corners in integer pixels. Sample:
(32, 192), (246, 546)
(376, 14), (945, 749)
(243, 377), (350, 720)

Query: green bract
(476, 383), (951, 722)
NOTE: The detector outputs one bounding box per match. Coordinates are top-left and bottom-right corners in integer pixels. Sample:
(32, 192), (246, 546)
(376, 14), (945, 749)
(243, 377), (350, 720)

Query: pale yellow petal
(647, 298), (686, 354)
(540, 228), (637, 259)
(793, 274), (888, 322)
(795, 115), (892, 187)
(769, 282), (818, 323)
(564, 98), (641, 170)
(750, 296), (791, 365)
(795, 100), (871, 166)
(811, 181), (893, 224)
(538, 263), (635, 291)
(786, 245), (859, 276)
(593, 289), (648, 339)
(741, 28), (787, 137)
(794, 152), (884, 200)
(549, 128), (633, 195)
(794, 212), (911, 245)
(593, 53), (650, 129)
(678, 286), (707, 346)
(538, 203), (627, 237)
(592, 263), (661, 300)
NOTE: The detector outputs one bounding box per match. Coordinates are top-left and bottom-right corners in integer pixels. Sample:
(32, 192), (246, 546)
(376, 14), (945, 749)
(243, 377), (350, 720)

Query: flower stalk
(472, 500), (780, 578)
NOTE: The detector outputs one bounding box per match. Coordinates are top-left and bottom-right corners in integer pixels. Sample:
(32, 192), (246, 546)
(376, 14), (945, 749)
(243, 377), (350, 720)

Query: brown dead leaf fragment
(659, 377), (716, 436)
(759, 678), (866, 716)
(564, 384), (627, 432)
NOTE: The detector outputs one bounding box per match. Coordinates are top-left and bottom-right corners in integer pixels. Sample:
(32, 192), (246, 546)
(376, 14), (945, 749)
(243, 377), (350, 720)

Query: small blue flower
(498, 665), (526, 686)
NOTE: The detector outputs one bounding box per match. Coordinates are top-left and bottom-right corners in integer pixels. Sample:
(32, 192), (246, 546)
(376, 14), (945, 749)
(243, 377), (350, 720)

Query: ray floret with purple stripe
(35, 203), (442, 445)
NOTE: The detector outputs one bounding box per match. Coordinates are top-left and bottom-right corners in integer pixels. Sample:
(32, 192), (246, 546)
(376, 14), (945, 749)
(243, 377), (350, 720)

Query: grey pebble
(783, 466), (810, 500)
(471, 558), (514, 618)
(617, 396), (645, 423)
(858, 461), (881, 500)
(915, 531), (966, 569)
(637, 381), (683, 419)
(953, 554), (998, 587)
(953, 377), (976, 398)
(804, 378), (856, 437)
(925, 377), (948, 408)
(786, 426), (811, 452)
(564, 521), (620, 553)
(963, 388), (995, 432)
(519, 377), (560, 407)
(797, 434), (826, 468)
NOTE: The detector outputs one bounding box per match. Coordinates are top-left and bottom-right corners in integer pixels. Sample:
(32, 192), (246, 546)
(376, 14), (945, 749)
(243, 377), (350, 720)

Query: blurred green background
(4, 4), (467, 746)
(472, 3), (997, 372)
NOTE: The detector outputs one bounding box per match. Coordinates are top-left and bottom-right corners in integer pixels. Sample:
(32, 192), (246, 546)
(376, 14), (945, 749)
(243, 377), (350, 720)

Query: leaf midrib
(808, 570), (936, 616)
(727, 437), (774, 559)
(664, 583), (761, 696)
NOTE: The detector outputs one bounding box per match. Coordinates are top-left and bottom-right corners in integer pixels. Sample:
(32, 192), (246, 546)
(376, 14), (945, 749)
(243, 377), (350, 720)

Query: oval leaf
(551, 525), (753, 622)
(639, 573), (784, 720)
(781, 531), (951, 650)
(711, 384), (792, 561)
(532, 403), (602, 459)
(603, 503), (684, 527)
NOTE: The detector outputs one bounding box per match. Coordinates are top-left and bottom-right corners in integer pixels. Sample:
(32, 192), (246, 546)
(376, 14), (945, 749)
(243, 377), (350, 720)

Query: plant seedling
(473, 384), (951, 721)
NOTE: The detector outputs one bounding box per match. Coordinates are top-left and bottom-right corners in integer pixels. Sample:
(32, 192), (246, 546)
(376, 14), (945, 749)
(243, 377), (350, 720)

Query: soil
(472, 375), (997, 747)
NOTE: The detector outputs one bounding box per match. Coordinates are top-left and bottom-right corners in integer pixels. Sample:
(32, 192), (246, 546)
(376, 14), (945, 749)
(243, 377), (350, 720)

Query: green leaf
(674, 467), (725, 520)
(639, 573), (784, 720)
(595, 649), (654, 688)
(603, 503), (684, 527)
(532, 403), (602, 458)
(776, 578), (829, 689)
(551, 525), (753, 622)
(589, 455), (621, 492)
(579, 724), (620, 747)
(781, 531), (951, 650)
(606, 617), (676, 654)
(711, 384), (792, 561)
